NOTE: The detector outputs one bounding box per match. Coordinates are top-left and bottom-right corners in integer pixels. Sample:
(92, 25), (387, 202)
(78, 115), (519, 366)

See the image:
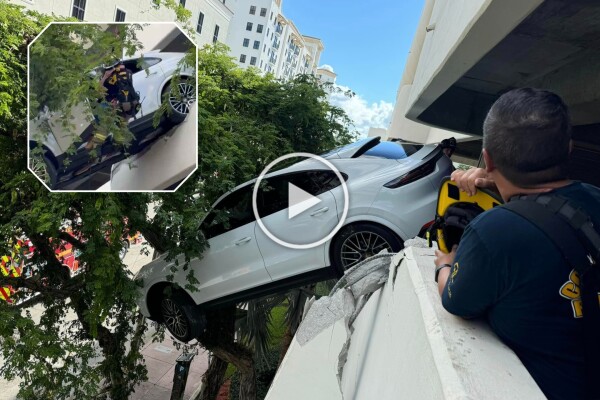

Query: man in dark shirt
(434, 88), (600, 400)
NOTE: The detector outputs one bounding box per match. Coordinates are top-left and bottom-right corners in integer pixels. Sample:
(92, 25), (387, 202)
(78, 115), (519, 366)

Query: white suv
(135, 138), (453, 341)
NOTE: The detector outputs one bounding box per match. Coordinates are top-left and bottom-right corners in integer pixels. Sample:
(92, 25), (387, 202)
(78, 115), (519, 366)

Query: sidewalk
(131, 335), (209, 400)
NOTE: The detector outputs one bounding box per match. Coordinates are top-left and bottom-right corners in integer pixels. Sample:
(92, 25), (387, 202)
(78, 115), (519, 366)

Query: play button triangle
(288, 183), (321, 219)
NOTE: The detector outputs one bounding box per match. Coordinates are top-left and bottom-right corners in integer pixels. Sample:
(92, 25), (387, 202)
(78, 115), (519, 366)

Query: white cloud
(328, 84), (394, 138)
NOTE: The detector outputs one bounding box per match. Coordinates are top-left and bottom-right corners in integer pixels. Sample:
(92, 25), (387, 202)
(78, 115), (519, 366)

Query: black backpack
(504, 194), (600, 400)
(112, 65), (140, 118)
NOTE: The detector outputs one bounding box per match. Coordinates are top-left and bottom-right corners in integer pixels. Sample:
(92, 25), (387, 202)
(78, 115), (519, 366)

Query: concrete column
(387, 0), (437, 142)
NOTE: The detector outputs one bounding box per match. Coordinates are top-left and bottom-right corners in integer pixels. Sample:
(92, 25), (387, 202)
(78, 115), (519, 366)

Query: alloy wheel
(161, 298), (188, 339)
(169, 82), (195, 115)
(340, 231), (392, 270)
(30, 156), (50, 185)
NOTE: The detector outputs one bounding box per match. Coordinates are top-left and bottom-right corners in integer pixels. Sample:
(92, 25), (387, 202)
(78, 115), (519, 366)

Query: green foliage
(28, 23), (147, 157)
(0, 3), (358, 399)
(0, 2), (50, 184)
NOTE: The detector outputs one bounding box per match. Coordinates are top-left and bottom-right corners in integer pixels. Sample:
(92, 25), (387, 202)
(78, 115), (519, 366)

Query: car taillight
(384, 151), (441, 188)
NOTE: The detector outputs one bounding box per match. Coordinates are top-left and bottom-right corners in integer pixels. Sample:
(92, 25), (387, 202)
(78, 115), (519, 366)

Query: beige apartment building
(11, 0), (233, 47)
(225, 0), (325, 80)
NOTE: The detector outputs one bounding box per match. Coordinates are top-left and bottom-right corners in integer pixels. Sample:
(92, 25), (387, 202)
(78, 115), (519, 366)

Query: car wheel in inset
(30, 154), (57, 188)
(159, 291), (205, 342)
(162, 80), (195, 124)
(331, 223), (402, 275)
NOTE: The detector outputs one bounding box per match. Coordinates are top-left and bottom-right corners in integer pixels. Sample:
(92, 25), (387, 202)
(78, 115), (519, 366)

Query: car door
(195, 185), (271, 303)
(254, 170), (341, 281)
(122, 57), (163, 117)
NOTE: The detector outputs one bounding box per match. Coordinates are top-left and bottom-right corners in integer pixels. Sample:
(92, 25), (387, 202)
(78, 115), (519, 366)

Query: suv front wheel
(159, 290), (205, 342)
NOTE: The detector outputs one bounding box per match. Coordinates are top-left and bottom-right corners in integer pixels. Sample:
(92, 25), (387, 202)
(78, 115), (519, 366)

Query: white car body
(123, 52), (194, 122)
(136, 139), (453, 321)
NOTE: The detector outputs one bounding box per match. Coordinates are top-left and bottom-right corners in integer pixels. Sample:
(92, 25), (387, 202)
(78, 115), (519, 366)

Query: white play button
(288, 183), (321, 219)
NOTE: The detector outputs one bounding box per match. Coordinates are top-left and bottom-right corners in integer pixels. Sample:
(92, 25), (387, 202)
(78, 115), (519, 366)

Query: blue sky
(284, 0), (425, 135)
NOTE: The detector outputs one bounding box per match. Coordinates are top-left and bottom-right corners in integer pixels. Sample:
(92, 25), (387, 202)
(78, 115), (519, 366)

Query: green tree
(0, 4), (179, 399)
(0, 3), (356, 399)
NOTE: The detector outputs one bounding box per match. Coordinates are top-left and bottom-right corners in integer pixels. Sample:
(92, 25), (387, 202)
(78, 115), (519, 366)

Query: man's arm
(434, 246), (456, 296)
(434, 227), (499, 318)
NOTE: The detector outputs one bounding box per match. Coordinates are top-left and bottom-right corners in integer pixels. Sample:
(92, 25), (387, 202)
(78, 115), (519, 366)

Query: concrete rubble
(294, 244), (419, 394)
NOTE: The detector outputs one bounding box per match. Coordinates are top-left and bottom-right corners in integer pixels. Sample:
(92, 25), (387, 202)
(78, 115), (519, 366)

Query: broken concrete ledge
(266, 246), (545, 400)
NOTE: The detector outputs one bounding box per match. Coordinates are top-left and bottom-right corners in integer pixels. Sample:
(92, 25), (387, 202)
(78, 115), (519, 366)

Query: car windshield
(361, 141), (423, 160)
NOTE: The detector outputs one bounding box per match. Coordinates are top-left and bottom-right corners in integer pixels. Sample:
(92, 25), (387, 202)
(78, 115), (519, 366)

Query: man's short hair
(483, 88), (571, 187)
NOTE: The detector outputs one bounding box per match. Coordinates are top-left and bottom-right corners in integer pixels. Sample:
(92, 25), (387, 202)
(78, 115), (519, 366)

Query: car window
(121, 57), (161, 74)
(308, 171), (345, 194)
(202, 186), (255, 239)
(257, 171), (346, 218)
(363, 141), (423, 159)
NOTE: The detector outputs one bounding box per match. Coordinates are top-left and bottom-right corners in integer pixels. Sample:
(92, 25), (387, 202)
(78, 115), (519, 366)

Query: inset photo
(28, 22), (197, 191)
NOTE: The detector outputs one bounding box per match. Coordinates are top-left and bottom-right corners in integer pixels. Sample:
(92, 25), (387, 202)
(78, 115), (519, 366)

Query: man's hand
(434, 245), (457, 296)
(451, 168), (496, 196)
(434, 245), (456, 267)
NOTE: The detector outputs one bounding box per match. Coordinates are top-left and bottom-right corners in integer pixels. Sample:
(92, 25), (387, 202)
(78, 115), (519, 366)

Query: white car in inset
(135, 138), (453, 341)
(29, 52), (195, 189)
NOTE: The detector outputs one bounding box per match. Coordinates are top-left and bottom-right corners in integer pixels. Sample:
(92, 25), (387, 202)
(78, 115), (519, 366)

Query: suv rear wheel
(331, 223), (402, 275)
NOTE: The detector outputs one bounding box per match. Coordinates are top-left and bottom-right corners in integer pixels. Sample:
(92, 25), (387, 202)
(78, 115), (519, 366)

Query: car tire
(159, 290), (205, 342)
(162, 80), (195, 124)
(119, 240), (129, 260)
(331, 223), (402, 275)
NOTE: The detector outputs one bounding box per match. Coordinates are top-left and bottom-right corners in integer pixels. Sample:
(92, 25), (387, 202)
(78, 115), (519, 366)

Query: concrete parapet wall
(267, 247), (545, 399)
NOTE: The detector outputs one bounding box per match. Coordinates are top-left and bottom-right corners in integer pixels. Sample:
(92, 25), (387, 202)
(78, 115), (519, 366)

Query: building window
(260, 60), (263, 68)
(257, 24), (263, 33)
(243, 38), (249, 47)
(246, 22), (253, 31)
(249, 5), (256, 15)
(71, 0), (86, 20)
(270, 11), (273, 20)
(253, 40), (260, 50)
(115, 8), (126, 22)
(180, 0), (186, 7)
(250, 56), (257, 66)
(263, 44), (266, 52)
(260, 7), (267, 17)
(213, 25), (220, 43)
(240, 54), (247, 63)
(197, 12), (204, 34)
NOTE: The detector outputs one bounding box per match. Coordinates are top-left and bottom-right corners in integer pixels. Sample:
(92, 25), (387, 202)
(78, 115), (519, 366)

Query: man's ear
(482, 149), (495, 173)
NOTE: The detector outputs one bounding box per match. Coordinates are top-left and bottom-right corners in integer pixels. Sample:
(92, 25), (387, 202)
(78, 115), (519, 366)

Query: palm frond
(235, 293), (286, 366)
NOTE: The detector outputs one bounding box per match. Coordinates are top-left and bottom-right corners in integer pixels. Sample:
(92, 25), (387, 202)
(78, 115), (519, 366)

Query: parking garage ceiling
(418, 0), (600, 135)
